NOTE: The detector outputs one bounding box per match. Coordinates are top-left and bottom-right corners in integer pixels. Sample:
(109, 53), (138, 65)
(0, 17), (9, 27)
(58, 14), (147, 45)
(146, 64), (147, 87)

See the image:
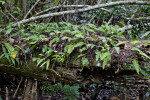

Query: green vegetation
(42, 83), (80, 100)
(0, 22), (150, 78)
(0, 0), (150, 99)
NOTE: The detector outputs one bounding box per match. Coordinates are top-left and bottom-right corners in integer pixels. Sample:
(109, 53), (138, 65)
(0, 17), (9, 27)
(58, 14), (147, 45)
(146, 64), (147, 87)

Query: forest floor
(0, 72), (149, 100)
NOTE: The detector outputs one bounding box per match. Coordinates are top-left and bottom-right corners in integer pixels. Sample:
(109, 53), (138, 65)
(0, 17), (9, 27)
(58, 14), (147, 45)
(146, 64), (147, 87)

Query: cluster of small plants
(42, 83), (80, 100)
(0, 22), (150, 77)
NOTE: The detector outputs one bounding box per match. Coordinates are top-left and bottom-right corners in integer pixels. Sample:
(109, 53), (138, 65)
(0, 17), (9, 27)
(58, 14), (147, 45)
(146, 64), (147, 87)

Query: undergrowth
(0, 22), (150, 77)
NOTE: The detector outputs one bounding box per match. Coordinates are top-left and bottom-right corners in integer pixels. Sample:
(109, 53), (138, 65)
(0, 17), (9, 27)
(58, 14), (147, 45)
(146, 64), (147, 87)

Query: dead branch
(24, 0), (41, 19)
(0, 1), (150, 33)
(13, 76), (23, 98)
(118, 23), (150, 32)
(126, 16), (150, 21)
(35, 5), (110, 16)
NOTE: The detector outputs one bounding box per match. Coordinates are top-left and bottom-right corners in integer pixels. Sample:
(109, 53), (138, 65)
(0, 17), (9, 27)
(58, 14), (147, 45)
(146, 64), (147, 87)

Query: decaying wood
(22, 79), (38, 100)
(0, 39), (149, 85)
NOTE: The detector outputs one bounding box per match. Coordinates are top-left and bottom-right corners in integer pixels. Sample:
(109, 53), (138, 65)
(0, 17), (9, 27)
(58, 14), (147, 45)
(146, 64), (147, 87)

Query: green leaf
(100, 51), (111, 61)
(100, 51), (111, 69)
(15, 58), (19, 65)
(81, 57), (89, 66)
(61, 36), (69, 40)
(80, 47), (87, 52)
(75, 34), (84, 38)
(10, 57), (15, 65)
(55, 0), (60, 4)
(4, 42), (14, 51)
(77, 54), (85, 58)
(67, 45), (74, 54)
(49, 37), (59, 47)
(116, 41), (127, 46)
(74, 42), (84, 48)
(130, 40), (141, 45)
(49, 32), (55, 35)
(86, 44), (95, 49)
(0, 54), (4, 59)
(6, 28), (14, 34)
(42, 45), (48, 53)
(18, 24), (21, 28)
(37, 58), (45, 66)
(46, 59), (50, 70)
(144, 41), (150, 47)
(0, 1), (5, 5)
(132, 59), (140, 74)
(40, 61), (47, 68)
(95, 50), (101, 61)
(114, 47), (120, 54)
(2, 45), (11, 62)
(131, 47), (150, 59)
(102, 55), (111, 69)
(32, 57), (37, 62)
(15, 45), (25, 52)
(140, 68), (150, 78)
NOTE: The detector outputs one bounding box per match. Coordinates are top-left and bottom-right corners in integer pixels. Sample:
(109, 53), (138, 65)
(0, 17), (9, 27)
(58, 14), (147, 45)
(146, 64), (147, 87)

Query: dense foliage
(0, 22), (150, 78)
(0, 0), (150, 99)
(43, 83), (80, 100)
(0, 0), (150, 76)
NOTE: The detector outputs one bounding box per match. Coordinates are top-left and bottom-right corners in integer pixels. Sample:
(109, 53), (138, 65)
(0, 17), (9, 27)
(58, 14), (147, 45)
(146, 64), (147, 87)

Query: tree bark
(22, 79), (38, 100)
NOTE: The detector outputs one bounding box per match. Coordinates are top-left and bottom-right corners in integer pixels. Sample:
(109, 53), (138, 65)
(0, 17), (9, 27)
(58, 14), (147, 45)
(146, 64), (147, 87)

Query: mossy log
(0, 40), (150, 84)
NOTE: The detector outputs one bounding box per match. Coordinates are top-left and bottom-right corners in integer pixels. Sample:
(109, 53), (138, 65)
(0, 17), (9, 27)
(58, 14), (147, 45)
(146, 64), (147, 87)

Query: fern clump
(1, 22), (150, 77)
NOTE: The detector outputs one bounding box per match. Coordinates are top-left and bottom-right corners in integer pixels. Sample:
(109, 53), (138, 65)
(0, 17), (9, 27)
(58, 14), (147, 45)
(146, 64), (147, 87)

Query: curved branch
(0, 1), (150, 33)
(35, 5), (110, 16)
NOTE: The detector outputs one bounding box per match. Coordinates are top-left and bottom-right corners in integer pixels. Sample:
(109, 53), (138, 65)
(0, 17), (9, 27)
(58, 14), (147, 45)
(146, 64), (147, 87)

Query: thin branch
(39, 1), (51, 5)
(118, 23), (150, 32)
(35, 5), (110, 16)
(126, 16), (150, 21)
(13, 76), (23, 98)
(1, 1), (150, 33)
(107, 15), (114, 25)
(118, 25), (133, 32)
(24, 0), (41, 19)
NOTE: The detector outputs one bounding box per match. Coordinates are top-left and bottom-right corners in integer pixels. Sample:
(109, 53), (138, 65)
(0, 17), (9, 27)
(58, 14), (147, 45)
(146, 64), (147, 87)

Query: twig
(39, 1), (51, 5)
(88, 14), (97, 24)
(126, 16), (150, 21)
(0, 1), (150, 33)
(13, 76), (23, 98)
(24, 0), (41, 19)
(127, 14), (135, 25)
(6, 87), (9, 100)
(107, 15), (114, 25)
(118, 25), (134, 32)
(126, 14), (135, 38)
